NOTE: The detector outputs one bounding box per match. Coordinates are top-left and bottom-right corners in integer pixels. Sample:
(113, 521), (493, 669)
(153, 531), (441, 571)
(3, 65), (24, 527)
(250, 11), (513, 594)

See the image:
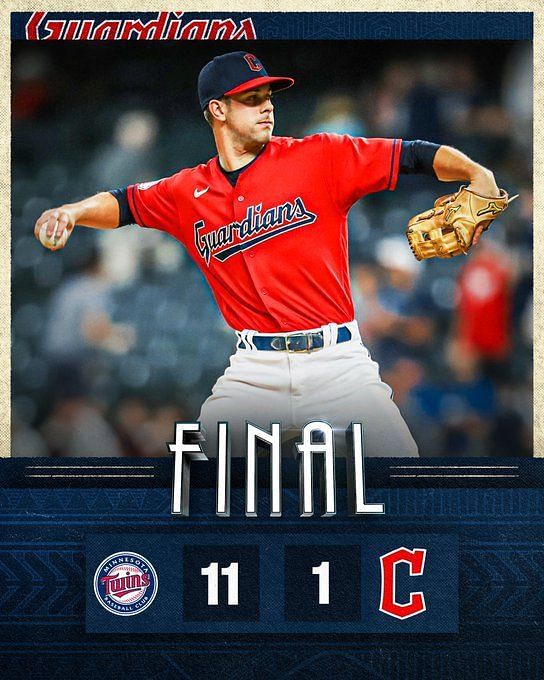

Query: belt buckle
(285, 333), (311, 353)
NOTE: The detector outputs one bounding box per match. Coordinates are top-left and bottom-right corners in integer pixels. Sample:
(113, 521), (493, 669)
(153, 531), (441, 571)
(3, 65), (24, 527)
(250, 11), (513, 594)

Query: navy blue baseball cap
(198, 51), (294, 110)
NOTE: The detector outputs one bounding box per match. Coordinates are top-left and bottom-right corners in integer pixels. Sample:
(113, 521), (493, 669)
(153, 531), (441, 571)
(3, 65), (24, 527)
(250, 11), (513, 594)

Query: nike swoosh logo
(194, 187), (209, 199)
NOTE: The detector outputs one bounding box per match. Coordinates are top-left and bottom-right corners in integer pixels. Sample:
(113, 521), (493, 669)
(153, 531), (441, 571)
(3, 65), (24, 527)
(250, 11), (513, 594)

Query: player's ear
(208, 99), (228, 124)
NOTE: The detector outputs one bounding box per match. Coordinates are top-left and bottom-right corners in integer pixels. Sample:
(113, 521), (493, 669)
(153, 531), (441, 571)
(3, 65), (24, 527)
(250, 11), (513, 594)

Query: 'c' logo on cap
(244, 54), (262, 72)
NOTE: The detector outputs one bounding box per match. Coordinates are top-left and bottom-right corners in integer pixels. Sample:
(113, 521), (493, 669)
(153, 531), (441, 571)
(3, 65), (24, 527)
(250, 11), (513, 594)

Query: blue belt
(238, 325), (352, 352)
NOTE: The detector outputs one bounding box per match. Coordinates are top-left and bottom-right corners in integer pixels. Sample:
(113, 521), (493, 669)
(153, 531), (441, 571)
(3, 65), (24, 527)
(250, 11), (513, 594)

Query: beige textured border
(1, 2), (540, 457)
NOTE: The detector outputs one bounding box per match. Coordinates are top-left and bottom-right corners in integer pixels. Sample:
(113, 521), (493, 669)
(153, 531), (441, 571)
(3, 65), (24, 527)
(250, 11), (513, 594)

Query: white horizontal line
(389, 465), (520, 469)
(390, 474), (520, 478)
(25, 474), (156, 479)
(25, 465), (155, 469)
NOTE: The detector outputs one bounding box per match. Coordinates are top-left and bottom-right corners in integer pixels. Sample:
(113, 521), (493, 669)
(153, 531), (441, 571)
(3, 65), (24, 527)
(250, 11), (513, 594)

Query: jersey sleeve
(126, 176), (179, 233)
(322, 134), (402, 211)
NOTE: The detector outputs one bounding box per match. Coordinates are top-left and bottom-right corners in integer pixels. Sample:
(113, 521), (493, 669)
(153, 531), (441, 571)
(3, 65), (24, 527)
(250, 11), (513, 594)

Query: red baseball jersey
(127, 133), (401, 332)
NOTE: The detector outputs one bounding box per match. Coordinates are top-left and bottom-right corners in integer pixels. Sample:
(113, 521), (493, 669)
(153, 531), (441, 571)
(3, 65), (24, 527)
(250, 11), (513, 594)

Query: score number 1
(312, 561), (330, 604)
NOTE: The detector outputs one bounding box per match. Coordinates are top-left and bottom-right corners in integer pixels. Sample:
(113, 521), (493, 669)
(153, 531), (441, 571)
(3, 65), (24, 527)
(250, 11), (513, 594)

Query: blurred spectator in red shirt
(455, 242), (513, 360)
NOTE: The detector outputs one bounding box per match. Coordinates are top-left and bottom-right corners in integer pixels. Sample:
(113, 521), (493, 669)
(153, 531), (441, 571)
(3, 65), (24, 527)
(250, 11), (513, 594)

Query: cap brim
(224, 76), (295, 97)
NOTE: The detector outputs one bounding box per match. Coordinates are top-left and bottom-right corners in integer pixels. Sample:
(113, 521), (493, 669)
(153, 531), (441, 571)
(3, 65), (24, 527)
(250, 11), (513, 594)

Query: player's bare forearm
(433, 145), (500, 198)
(34, 191), (120, 251)
(63, 192), (120, 229)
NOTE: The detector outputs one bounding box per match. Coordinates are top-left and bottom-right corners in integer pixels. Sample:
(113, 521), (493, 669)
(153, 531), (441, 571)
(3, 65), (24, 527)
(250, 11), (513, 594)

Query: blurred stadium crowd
(11, 41), (532, 457)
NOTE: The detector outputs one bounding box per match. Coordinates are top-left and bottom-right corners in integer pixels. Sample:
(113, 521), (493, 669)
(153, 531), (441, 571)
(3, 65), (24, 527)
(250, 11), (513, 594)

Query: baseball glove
(406, 186), (512, 261)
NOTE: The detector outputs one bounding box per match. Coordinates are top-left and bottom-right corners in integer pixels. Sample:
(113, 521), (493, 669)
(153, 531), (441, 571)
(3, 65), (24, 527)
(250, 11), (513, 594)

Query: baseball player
(34, 51), (508, 458)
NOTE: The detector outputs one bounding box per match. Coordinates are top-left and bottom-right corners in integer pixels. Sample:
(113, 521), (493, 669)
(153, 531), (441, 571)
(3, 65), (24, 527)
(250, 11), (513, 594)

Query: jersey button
(237, 195), (245, 202)
(261, 287), (268, 295)
(282, 320), (289, 326)
(249, 252), (255, 258)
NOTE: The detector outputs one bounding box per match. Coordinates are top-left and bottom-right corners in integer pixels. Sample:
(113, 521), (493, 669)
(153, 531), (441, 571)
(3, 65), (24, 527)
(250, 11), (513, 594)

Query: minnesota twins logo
(194, 196), (317, 264)
(94, 552), (158, 616)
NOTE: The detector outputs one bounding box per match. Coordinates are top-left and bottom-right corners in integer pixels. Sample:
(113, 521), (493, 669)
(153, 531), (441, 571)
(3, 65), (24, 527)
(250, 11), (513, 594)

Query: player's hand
(466, 169), (500, 246)
(34, 206), (76, 251)
(467, 168), (500, 199)
(471, 224), (487, 246)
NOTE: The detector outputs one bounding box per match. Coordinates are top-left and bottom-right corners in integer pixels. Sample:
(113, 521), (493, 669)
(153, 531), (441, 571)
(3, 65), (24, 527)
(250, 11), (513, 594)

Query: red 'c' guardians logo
(244, 53), (263, 71)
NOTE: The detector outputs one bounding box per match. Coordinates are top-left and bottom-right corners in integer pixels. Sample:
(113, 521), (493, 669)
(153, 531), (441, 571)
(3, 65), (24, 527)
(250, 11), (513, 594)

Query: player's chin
(254, 125), (273, 142)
